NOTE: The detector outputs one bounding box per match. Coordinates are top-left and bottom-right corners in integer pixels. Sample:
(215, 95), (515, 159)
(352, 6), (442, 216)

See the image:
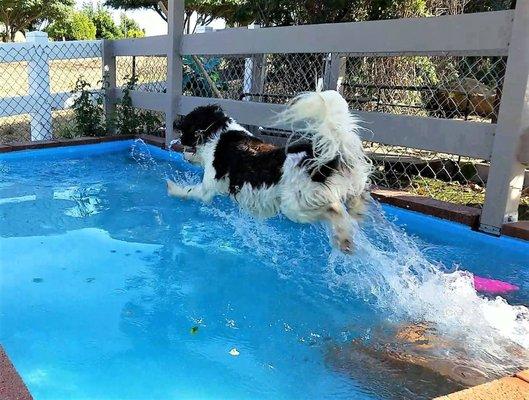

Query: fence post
(165, 0), (184, 148)
(243, 25), (266, 101)
(480, 0), (529, 234)
(323, 53), (346, 93)
(102, 39), (117, 135)
(27, 31), (52, 141)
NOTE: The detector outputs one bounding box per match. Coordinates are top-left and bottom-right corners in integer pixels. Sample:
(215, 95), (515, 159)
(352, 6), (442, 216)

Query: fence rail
(1, 1), (527, 234)
(180, 11), (514, 56)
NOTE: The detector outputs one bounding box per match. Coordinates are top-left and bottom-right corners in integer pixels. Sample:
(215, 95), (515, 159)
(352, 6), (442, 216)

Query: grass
(411, 176), (529, 219)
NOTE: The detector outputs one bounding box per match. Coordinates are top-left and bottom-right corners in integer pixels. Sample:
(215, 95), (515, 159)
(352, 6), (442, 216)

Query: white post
(480, 0), (529, 234)
(243, 59), (253, 100)
(27, 31), (52, 141)
(242, 24), (266, 102)
(165, 0), (184, 148)
(102, 39), (117, 135)
(243, 25), (257, 100)
(323, 53), (346, 93)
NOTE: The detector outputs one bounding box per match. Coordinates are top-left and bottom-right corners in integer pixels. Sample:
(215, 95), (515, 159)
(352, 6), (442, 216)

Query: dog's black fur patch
(213, 131), (339, 194)
(178, 104), (339, 194)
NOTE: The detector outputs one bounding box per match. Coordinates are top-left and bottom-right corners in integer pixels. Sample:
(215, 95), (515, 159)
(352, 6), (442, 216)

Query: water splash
(202, 201), (529, 381)
(131, 144), (529, 381)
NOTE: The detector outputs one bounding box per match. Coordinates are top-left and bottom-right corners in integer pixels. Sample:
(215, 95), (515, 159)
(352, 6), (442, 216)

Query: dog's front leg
(166, 179), (215, 202)
(325, 202), (354, 254)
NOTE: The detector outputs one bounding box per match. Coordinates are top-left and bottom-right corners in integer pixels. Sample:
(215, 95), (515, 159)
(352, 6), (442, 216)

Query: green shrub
(47, 12), (96, 41)
(115, 76), (162, 135)
(70, 77), (106, 137)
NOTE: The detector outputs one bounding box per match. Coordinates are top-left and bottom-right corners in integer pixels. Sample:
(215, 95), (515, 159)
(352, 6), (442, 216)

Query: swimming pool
(1, 140), (528, 399)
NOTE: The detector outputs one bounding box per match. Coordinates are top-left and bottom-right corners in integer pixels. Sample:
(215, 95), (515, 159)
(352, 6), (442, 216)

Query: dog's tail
(276, 90), (370, 173)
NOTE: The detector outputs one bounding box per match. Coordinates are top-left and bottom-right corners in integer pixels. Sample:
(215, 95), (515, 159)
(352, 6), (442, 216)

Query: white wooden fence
(0, 32), (102, 140)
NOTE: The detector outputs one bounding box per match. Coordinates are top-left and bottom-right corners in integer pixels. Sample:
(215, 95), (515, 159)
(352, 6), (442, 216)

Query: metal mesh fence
(340, 55), (506, 123)
(184, 53), (506, 123)
(0, 40), (102, 143)
(115, 56), (167, 136)
(182, 54), (250, 99)
(365, 142), (488, 206)
(116, 56), (167, 92)
(1, 40), (526, 219)
(180, 52), (529, 217)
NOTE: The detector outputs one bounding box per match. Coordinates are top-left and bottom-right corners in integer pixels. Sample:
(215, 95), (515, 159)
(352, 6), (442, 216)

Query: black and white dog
(167, 90), (371, 253)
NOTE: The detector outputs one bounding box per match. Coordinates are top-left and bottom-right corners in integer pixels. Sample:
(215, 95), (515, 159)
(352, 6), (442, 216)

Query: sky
(76, 0), (168, 36)
(76, 0), (226, 36)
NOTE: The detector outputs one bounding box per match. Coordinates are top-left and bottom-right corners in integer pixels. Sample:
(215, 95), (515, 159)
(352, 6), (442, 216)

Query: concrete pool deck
(434, 370), (529, 400)
(0, 346), (32, 400)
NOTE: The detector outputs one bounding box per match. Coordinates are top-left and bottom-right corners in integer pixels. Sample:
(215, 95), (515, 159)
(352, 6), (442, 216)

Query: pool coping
(434, 369), (529, 399)
(0, 346), (32, 400)
(0, 134), (527, 245)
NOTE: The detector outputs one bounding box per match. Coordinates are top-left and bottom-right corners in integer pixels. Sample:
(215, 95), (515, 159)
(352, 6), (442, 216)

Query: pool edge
(0, 346), (33, 400)
(434, 369), (529, 400)
(1, 135), (527, 243)
(0, 135), (137, 153)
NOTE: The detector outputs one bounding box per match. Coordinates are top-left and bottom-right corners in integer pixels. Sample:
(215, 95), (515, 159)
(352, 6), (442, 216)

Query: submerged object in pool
(473, 275), (519, 294)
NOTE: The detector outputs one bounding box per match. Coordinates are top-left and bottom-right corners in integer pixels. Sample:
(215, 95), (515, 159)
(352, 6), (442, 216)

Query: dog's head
(174, 104), (230, 148)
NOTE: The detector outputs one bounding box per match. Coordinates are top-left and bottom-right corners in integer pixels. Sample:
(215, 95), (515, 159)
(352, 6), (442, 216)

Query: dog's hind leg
(166, 179), (215, 202)
(324, 202), (354, 254)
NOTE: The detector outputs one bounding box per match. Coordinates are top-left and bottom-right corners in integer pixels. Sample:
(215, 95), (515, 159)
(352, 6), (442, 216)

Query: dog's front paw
(338, 238), (354, 254)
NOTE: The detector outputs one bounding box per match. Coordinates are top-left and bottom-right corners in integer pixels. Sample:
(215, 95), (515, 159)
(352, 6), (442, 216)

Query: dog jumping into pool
(166, 90), (371, 253)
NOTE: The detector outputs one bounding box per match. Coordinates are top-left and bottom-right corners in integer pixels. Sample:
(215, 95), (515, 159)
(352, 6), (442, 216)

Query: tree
(119, 13), (145, 37)
(104, 0), (169, 21)
(47, 11), (97, 41)
(84, 6), (122, 39)
(103, 0), (243, 33)
(0, 0), (74, 42)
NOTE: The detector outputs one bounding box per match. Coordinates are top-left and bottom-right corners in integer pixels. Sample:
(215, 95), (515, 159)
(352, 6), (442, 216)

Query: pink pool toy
(473, 275), (519, 294)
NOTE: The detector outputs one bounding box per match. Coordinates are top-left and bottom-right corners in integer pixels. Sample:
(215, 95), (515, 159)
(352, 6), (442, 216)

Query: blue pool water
(1, 141), (529, 400)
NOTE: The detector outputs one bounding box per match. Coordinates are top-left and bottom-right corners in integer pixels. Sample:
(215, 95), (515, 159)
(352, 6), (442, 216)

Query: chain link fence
(1, 38), (526, 219)
(115, 55), (167, 137)
(181, 52), (527, 218)
(116, 55), (167, 93)
(0, 39), (102, 143)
